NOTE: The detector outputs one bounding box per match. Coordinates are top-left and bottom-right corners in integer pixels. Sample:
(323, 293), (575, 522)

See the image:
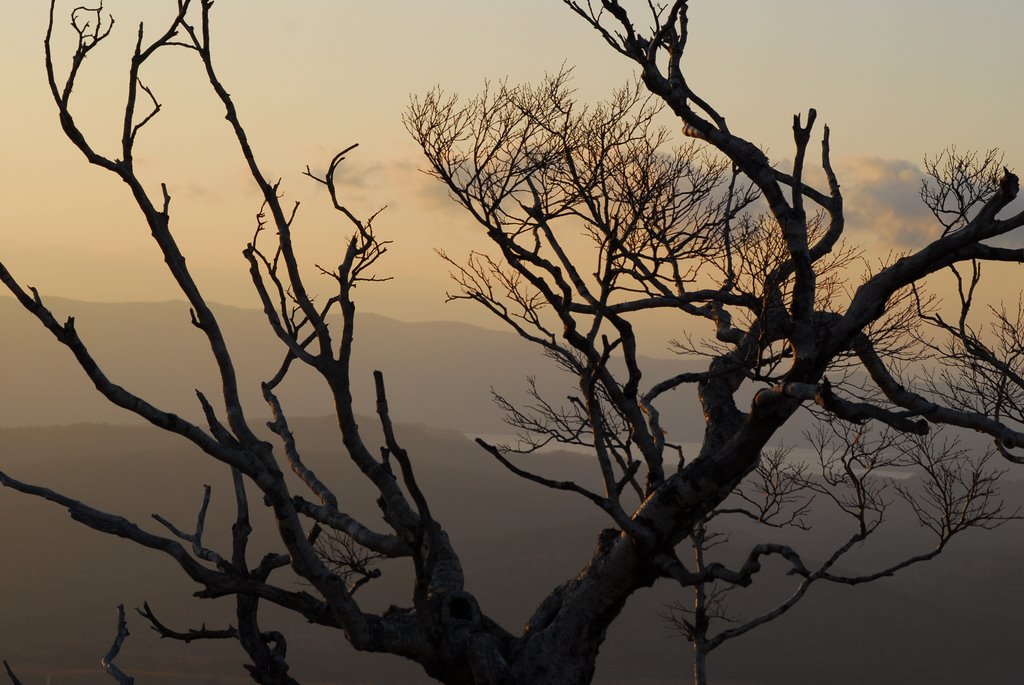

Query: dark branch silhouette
(1, 2), (1022, 685)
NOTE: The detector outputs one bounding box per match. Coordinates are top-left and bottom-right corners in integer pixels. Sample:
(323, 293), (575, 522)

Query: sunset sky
(2, 1), (1023, 332)
(3, 6), (1024, 678)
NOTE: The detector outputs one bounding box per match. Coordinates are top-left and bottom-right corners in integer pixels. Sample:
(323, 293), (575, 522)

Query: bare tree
(405, 66), (1020, 684)
(662, 426), (1014, 685)
(2, 2), (1024, 685)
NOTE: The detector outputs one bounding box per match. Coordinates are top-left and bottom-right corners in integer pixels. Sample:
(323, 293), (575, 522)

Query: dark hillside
(1, 419), (1021, 684)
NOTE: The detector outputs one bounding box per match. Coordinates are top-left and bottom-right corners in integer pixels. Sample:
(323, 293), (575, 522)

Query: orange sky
(2, 1), (1022, 339)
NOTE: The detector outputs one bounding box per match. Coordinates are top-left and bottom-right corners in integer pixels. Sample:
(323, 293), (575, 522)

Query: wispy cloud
(837, 157), (937, 249)
(179, 181), (223, 204)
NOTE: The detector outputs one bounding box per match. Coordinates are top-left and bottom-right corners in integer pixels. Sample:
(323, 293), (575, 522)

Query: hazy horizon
(2, 2), (1022, 329)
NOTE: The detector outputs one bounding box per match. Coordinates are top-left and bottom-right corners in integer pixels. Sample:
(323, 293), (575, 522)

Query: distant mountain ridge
(3, 298), (1023, 683)
(0, 296), (707, 440)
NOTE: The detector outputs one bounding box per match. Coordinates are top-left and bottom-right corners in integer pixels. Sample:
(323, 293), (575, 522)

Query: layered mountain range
(1, 297), (1021, 684)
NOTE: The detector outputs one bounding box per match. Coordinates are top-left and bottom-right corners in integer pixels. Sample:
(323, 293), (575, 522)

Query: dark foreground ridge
(2, 418), (1022, 684)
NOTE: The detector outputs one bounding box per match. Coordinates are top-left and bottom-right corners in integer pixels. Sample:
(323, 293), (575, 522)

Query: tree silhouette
(2, 2), (1023, 684)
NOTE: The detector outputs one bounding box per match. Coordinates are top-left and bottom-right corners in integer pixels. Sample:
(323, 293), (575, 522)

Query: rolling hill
(0, 418), (1021, 684)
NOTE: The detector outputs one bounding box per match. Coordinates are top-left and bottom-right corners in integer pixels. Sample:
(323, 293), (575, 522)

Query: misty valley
(2, 299), (1021, 684)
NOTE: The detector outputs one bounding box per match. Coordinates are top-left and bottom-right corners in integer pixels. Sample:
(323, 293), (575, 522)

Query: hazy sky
(2, 1), (1023, 332)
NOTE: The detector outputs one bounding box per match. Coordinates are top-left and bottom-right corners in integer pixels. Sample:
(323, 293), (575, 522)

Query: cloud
(334, 154), (471, 218)
(298, 152), (453, 210)
(179, 182), (223, 204)
(837, 157), (938, 249)
(328, 159), (389, 191)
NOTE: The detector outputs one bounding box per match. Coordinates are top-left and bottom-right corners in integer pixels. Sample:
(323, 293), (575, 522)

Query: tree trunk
(693, 645), (708, 685)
